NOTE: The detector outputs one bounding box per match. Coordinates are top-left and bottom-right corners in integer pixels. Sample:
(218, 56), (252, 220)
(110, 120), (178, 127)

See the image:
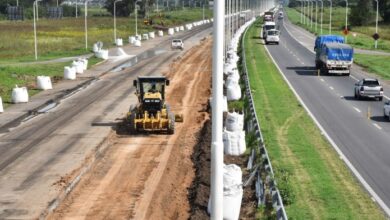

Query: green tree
(378, 0), (390, 23)
(350, 0), (373, 26)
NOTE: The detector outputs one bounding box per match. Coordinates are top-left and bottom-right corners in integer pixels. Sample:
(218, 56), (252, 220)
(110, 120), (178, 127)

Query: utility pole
(374, 0), (379, 49)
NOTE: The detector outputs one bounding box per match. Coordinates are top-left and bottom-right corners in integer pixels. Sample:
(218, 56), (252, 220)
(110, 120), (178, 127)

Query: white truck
(171, 39), (184, 50)
(265, 29), (280, 45)
(262, 21), (276, 39)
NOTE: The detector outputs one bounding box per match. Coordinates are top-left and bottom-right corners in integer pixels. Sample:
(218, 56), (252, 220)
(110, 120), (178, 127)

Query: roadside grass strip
(244, 19), (385, 219)
(0, 57), (102, 105)
(354, 54), (390, 80)
(285, 8), (390, 53)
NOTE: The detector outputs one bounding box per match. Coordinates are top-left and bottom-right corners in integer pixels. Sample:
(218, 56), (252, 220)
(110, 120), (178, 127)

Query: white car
(384, 101), (390, 120)
(265, 29), (280, 45)
(354, 78), (383, 101)
(171, 39), (184, 50)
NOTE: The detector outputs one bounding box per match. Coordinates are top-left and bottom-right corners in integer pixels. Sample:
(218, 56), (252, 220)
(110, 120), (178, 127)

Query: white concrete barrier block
(71, 61), (84, 74)
(129, 36), (136, 44)
(158, 30), (164, 37)
(36, 76), (53, 90)
(64, 66), (76, 80)
(0, 96), (3, 113)
(175, 27), (180, 32)
(149, 32), (155, 39)
(93, 43), (99, 52)
(134, 40), (141, 47)
(168, 28), (174, 35)
(179, 26), (184, 31)
(12, 86), (29, 103)
(116, 38), (123, 46)
(142, 34), (149, 40)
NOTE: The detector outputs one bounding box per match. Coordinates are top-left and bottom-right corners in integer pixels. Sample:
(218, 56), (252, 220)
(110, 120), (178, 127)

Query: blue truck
(314, 35), (354, 76)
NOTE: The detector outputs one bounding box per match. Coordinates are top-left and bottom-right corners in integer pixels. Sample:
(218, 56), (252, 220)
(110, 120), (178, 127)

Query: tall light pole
(303, 0), (306, 25)
(327, 0), (332, 34)
(374, 0), (379, 49)
(343, 0), (348, 42)
(36, 0), (40, 21)
(114, 0), (122, 43)
(315, 0), (318, 33)
(319, 0), (323, 35)
(310, 0), (313, 29)
(210, 0), (224, 217)
(135, 0), (141, 36)
(75, 0), (78, 18)
(85, 0), (90, 50)
(300, 0), (303, 24)
(33, 0), (42, 60)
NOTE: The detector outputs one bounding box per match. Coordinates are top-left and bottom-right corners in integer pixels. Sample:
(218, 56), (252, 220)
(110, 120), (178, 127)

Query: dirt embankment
(47, 38), (212, 220)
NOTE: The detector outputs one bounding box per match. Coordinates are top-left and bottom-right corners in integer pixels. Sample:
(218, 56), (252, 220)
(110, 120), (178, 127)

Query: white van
(265, 29), (280, 45)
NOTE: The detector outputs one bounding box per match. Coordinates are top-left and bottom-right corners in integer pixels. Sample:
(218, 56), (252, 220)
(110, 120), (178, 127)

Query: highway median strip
(244, 18), (385, 219)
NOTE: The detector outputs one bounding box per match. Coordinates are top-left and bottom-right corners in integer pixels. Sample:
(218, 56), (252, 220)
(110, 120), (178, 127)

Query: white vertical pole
(315, 0), (318, 32)
(135, 2), (138, 36)
(320, 0), (323, 35)
(76, 0), (78, 18)
(33, 1), (38, 60)
(85, 0), (89, 50)
(211, 0), (224, 217)
(17, 0), (19, 7)
(344, 0), (348, 43)
(310, 0), (313, 29)
(36, 1), (39, 21)
(375, 0), (379, 49)
(57, 0), (58, 7)
(328, 0), (332, 34)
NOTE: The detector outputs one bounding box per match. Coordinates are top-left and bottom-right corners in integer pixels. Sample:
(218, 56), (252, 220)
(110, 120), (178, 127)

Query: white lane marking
(353, 107), (361, 113)
(340, 95), (344, 98)
(263, 44), (390, 217)
(350, 75), (359, 81)
(320, 78), (325, 82)
(373, 123), (382, 130)
(329, 86), (334, 90)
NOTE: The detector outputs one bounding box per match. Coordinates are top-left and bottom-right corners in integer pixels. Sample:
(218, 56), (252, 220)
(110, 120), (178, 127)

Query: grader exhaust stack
(127, 76), (183, 134)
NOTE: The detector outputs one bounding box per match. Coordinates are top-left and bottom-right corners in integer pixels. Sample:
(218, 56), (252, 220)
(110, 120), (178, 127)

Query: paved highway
(266, 14), (390, 214)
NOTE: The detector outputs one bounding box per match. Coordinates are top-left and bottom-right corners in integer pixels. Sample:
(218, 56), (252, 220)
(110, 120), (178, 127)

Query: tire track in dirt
(47, 37), (212, 220)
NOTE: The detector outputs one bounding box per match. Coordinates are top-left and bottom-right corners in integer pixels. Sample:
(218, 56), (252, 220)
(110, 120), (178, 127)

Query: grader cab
(127, 76), (182, 134)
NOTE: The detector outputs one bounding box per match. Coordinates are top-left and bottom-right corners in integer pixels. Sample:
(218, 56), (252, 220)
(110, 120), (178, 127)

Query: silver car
(354, 78), (383, 101)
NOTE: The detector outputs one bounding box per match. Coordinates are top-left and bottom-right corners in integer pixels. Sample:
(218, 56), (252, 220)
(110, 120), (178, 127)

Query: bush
(276, 167), (296, 205)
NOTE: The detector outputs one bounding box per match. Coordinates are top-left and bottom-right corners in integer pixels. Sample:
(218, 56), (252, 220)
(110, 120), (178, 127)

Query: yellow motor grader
(127, 76), (183, 134)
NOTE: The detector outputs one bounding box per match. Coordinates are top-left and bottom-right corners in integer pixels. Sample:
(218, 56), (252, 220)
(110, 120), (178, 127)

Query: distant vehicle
(265, 29), (280, 45)
(316, 42), (353, 75)
(278, 12), (284, 19)
(171, 39), (184, 50)
(354, 78), (383, 101)
(263, 11), (274, 22)
(384, 101), (390, 120)
(262, 21), (276, 39)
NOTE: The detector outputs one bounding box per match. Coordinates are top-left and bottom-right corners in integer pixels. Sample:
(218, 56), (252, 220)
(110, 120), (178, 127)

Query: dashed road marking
(373, 123), (382, 130)
(320, 78), (325, 82)
(329, 86), (334, 90)
(353, 107), (361, 113)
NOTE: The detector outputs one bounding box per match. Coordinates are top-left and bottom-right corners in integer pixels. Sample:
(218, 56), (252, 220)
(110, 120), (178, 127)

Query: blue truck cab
(314, 35), (353, 76)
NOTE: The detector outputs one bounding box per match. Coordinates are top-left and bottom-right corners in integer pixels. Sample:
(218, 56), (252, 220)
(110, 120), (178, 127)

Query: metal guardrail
(241, 18), (288, 220)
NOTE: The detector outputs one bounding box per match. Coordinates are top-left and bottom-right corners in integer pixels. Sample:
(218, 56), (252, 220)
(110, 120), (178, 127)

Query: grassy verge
(244, 18), (385, 219)
(0, 57), (102, 105)
(354, 54), (390, 80)
(285, 7), (390, 52)
(0, 8), (212, 63)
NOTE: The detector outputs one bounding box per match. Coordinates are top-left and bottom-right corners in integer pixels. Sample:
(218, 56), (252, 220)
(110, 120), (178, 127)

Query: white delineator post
(211, 0), (224, 218)
(0, 97), (3, 113)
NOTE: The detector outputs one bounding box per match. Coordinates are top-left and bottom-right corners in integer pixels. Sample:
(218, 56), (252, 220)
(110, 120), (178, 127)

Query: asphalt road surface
(265, 14), (390, 215)
(0, 23), (212, 219)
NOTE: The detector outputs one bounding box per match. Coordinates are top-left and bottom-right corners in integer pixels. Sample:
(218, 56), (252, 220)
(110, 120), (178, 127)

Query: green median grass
(0, 57), (102, 106)
(354, 54), (390, 80)
(285, 7), (390, 52)
(244, 19), (385, 219)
